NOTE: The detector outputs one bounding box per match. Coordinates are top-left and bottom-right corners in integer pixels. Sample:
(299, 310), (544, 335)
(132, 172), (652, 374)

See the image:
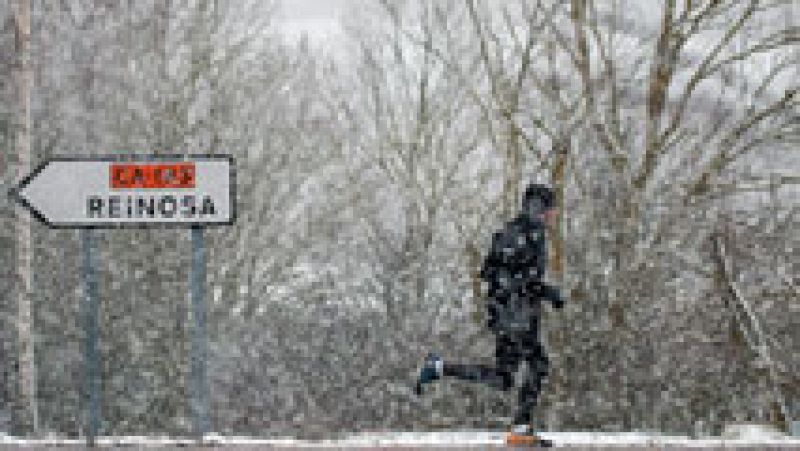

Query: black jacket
(480, 215), (563, 332)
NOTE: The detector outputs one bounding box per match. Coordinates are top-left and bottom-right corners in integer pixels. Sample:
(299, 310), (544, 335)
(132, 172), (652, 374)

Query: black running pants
(441, 332), (549, 425)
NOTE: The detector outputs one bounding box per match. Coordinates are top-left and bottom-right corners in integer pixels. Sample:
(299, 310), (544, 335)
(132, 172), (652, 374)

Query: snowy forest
(0, 0), (798, 440)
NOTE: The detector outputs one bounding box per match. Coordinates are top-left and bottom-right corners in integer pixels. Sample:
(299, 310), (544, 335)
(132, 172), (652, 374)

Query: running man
(415, 183), (564, 446)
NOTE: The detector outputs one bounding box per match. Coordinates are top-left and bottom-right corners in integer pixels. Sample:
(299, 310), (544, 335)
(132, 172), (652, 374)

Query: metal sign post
(10, 154), (235, 444)
(190, 225), (210, 437)
(80, 228), (100, 445)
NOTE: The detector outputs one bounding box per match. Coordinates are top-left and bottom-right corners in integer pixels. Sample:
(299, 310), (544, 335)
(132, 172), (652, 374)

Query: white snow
(2, 430), (800, 447)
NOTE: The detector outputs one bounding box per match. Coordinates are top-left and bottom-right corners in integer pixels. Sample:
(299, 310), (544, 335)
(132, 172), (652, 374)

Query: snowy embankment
(2, 430), (800, 448)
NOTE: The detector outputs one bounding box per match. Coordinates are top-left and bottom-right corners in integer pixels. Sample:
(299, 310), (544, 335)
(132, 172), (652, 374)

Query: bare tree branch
(713, 233), (791, 425)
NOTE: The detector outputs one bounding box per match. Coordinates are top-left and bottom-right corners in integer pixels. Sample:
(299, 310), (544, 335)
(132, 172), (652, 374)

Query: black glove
(542, 284), (564, 309)
(487, 302), (498, 330)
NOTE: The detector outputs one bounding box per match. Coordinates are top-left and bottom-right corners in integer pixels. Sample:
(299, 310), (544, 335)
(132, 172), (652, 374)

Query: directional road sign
(10, 154), (235, 228)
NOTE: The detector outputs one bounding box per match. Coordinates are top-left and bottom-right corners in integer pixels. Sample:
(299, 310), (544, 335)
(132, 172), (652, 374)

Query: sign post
(80, 228), (100, 445)
(190, 225), (210, 437)
(10, 154), (235, 443)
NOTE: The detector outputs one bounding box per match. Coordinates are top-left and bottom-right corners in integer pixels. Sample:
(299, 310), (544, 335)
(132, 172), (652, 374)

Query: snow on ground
(2, 430), (800, 448)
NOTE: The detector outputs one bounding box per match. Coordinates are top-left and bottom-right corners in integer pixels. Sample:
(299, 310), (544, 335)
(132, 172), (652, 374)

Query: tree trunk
(12, 0), (37, 436)
(504, 118), (521, 219)
(543, 136), (570, 428)
(550, 138), (569, 281)
(465, 242), (483, 324)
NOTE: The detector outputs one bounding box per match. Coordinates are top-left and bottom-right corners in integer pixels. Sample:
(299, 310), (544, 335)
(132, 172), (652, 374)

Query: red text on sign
(110, 163), (196, 189)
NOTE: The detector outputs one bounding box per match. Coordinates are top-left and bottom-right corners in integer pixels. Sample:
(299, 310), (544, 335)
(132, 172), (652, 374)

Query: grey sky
(275, 0), (352, 45)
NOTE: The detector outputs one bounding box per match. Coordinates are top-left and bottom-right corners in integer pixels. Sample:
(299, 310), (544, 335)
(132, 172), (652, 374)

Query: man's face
(544, 208), (558, 229)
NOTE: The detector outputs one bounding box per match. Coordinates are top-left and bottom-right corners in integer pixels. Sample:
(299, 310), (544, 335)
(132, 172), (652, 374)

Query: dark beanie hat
(523, 183), (555, 209)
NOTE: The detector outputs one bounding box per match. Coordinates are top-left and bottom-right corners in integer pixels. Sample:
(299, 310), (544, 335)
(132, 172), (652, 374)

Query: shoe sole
(505, 434), (553, 447)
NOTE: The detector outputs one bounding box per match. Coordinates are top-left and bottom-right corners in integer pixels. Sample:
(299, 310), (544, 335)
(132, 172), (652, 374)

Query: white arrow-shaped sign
(9, 154), (235, 228)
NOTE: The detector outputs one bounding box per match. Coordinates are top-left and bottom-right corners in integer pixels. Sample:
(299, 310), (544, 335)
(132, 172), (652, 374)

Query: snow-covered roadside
(345, 431), (800, 447)
(2, 431), (800, 448)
